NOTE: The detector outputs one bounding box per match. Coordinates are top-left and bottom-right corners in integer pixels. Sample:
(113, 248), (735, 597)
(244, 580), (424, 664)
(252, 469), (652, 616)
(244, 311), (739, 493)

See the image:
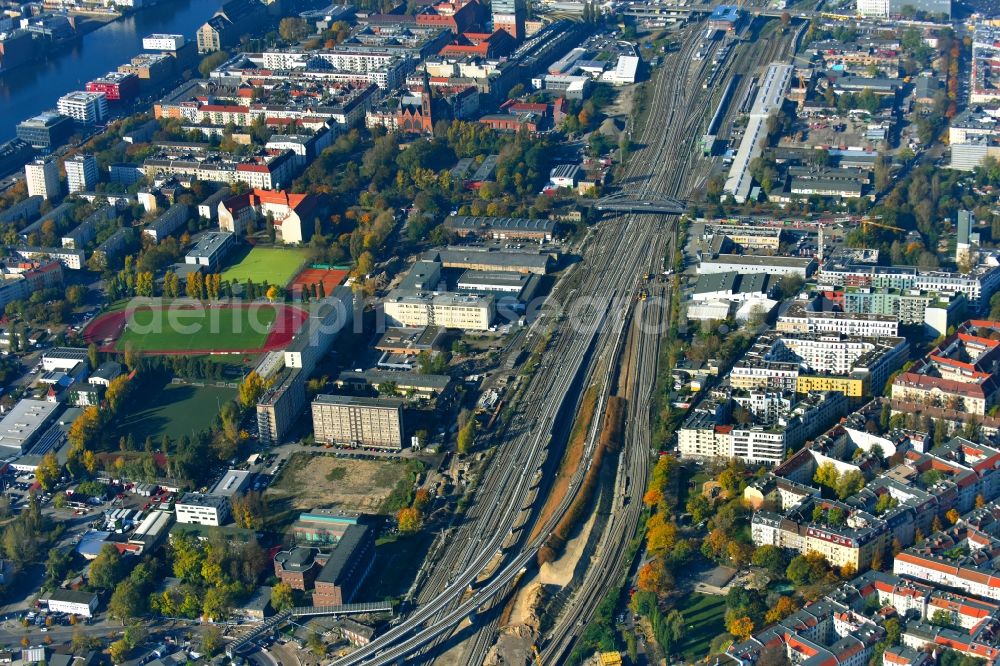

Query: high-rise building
(56, 91), (108, 125)
(492, 0), (524, 40)
(311, 395), (405, 450)
(25, 158), (61, 200)
(64, 154), (98, 194)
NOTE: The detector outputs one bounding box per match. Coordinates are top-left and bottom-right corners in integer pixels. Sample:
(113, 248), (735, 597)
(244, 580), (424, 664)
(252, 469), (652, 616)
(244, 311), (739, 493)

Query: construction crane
(860, 215), (904, 234)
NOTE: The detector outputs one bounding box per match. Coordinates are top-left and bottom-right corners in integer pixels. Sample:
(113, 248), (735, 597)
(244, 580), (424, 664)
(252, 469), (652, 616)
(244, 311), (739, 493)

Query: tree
(271, 582), (295, 612)
(200, 625), (223, 656)
(765, 596), (798, 624)
(266, 285), (279, 302)
(35, 452), (60, 491)
(751, 544), (786, 576)
(279, 17), (310, 42)
(647, 513), (679, 555)
(726, 615), (754, 641)
(89, 543), (123, 590)
(87, 343), (99, 370)
(238, 371), (266, 407)
(636, 559), (665, 594)
(231, 492), (266, 530)
(307, 631), (325, 656)
(786, 555), (812, 585)
(947, 508), (961, 524)
(813, 461), (839, 490)
(397, 506), (422, 533)
(456, 418), (476, 455)
(835, 470), (864, 500)
(109, 639), (131, 664)
(108, 579), (142, 624)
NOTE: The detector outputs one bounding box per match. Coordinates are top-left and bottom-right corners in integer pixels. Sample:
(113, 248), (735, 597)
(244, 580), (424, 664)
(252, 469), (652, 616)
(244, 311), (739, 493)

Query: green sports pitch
(220, 246), (309, 286)
(116, 304), (278, 353)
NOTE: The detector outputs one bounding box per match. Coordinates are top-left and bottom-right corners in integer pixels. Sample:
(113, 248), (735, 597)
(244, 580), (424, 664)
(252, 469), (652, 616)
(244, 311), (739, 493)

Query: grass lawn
(220, 246), (309, 287)
(116, 382), (236, 442)
(357, 530), (436, 603)
(116, 305), (277, 352)
(676, 592), (727, 661)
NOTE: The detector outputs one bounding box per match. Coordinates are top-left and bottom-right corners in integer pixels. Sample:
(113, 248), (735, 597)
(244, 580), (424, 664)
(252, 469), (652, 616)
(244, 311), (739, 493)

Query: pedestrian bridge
(590, 192), (687, 215)
(226, 603), (394, 656)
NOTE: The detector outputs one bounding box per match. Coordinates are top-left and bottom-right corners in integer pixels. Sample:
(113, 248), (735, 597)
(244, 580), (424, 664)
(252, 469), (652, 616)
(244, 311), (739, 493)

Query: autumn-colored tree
(977, 494), (987, 509)
(726, 615), (754, 641)
(840, 563), (857, 580)
(764, 596), (798, 624)
(270, 582), (294, 612)
(643, 486), (663, 508)
(397, 507), (422, 533)
(238, 371), (266, 407)
(932, 515), (944, 532)
(414, 488), (431, 510)
(36, 452), (61, 491)
(701, 528), (729, 561)
(69, 406), (101, 450)
(266, 286), (279, 302)
(946, 508), (961, 524)
(646, 512), (678, 555)
(636, 559), (665, 594)
(871, 549), (884, 572)
(105, 374), (133, 414)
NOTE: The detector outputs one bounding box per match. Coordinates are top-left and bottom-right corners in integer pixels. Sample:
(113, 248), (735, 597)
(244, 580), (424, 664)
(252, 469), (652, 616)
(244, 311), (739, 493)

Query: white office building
(65, 154), (98, 194)
(175, 493), (230, 526)
(57, 91), (108, 124)
(142, 33), (184, 51)
(25, 159), (61, 200)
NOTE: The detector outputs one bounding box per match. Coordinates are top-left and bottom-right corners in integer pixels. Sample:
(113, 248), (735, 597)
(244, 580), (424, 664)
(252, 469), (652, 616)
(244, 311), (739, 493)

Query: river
(0, 0), (227, 142)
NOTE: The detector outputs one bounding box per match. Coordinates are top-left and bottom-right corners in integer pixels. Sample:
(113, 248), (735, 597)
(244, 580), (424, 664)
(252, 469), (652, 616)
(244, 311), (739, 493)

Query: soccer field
(116, 305), (278, 352)
(220, 247), (309, 286)
(117, 383), (237, 441)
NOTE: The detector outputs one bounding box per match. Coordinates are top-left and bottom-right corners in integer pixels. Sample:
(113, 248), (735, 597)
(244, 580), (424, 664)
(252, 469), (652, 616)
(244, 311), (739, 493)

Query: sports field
(290, 266), (349, 298)
(220, 247), (309, 287)
(85, 303), (308, 354)
(117, 383), (237, 441)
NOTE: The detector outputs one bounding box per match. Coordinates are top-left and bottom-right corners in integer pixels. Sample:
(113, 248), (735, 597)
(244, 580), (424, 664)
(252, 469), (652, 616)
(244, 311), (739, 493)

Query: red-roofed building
(438, 29), (515, 58)
(416, 0), (486, 33)
(219, 189), (326, 244)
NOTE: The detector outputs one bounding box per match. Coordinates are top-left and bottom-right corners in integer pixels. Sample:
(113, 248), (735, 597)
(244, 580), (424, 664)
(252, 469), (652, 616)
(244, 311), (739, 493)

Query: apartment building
(752, 498), (887, 570)
(24, 159), (60, 201)
(64, 155), (98, 194)
(311, 395), (405, 450)
(817, 259), (1000, 314)
(891, 320), (1000, 416)
(57, 91), (108, 124)
(777, 300), (899, 337)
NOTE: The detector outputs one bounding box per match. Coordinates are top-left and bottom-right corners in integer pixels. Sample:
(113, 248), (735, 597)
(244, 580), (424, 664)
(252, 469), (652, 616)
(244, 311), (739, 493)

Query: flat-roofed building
(0, 399), (62, 455)
(456, 270), (530, 296)
(290, 509), (362, 545)
(175, 493), (230, 526)
(184, 231), (235, 271)
(312, 395), (405, 450)
(383, 290), (495, 330)
(374, 326), (444, 356)
(312, 524), (375, 606)
(16, 112), (73, 150)
(210, 469), (253, 497)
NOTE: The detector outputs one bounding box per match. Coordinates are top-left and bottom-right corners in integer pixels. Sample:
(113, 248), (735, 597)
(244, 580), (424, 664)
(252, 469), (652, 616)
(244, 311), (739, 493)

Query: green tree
(108, 579), (142, 624)
(89, 543), (123, 590)
(456, 418), (476, 455)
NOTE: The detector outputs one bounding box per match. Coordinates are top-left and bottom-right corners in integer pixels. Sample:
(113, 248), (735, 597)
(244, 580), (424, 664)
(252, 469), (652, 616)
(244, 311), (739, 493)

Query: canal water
(0, 0), (227, 141)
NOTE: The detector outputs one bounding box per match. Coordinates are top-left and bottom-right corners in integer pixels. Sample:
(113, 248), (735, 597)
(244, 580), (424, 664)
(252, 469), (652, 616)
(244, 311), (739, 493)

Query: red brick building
(415, 0), (486, 33)
(438, 29), (515, 58)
